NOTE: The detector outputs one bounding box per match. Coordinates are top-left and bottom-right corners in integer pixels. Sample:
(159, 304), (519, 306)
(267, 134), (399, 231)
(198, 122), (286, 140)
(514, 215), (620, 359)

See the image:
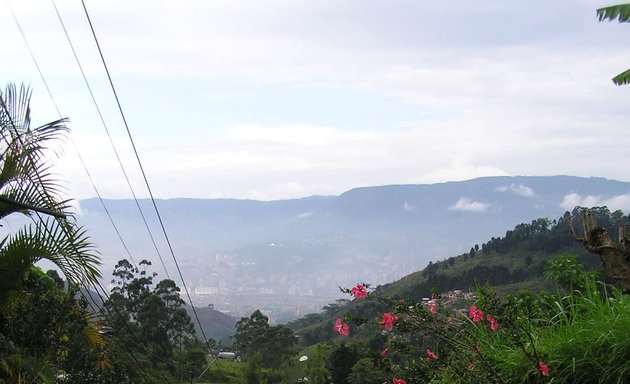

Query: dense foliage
(232, 309), (299, 380)
(0, 267), (125, 383)
(0, 83), (103, 383)
(289, 207), (628, 345)
(290, 254), (630, 384)
(103, 259), (210, 383)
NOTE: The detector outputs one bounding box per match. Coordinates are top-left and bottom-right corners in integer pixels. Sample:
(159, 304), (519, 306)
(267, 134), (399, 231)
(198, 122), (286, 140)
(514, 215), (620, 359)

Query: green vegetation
(282, 207), (630, 383)
(597, 3), (630, 85)
(284, 254), (630, 384)
(4, 8), (630, 376)
(233, 310), (299, 370)
(102, 259), (211, 383)
(288, 208), (621, 345)
(0, 83), (103, 383)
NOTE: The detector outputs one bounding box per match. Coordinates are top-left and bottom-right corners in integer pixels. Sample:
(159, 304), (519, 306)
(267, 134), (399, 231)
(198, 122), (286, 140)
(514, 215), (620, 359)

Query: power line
(0, 86), (159, 384)
(10, 1), (221, 378)
(79, 0), (212, 347)
(49, 0), (171, 280)
(3, 6), (169, 381)
(5, 0), (136, 266)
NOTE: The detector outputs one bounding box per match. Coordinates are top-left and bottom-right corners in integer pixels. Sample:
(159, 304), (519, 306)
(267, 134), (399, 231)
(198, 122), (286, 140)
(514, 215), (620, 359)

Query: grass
(190, 357), (244, 383)
(479, 267), (630, 383)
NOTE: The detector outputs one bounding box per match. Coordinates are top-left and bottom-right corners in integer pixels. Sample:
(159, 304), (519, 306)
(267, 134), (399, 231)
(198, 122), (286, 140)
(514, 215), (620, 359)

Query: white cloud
(560, 193), (586, 210)
(495, 184), (535, 197)
(511, 184), (535, 197)
(560, 193), (630, 212)
(448, 197), (490, 213)
(6, 1), (630, 200)
(603, 195), (630, 212)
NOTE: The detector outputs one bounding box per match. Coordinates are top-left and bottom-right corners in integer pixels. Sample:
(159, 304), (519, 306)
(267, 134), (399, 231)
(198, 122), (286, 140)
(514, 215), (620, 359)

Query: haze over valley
(77, 175), (630, 321)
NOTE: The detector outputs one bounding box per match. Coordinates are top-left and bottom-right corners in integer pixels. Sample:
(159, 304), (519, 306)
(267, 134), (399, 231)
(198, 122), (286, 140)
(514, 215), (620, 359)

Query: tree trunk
(564, 209), (630, 293)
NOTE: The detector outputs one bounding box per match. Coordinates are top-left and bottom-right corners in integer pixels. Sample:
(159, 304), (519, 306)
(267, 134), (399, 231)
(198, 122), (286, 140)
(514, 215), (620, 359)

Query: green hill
(289, 206), (621, 346)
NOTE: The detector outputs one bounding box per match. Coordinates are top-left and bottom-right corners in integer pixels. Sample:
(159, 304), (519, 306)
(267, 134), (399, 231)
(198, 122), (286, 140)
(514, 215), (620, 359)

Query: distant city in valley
(79, 175), (630, 322)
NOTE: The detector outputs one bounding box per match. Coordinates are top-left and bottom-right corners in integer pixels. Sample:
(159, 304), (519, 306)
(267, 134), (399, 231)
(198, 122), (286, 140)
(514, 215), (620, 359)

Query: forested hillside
(289, 206), (623, 346)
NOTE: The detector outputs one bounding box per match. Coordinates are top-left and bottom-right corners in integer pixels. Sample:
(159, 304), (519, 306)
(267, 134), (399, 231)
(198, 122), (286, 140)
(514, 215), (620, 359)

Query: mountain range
(75, 175), (630, 319)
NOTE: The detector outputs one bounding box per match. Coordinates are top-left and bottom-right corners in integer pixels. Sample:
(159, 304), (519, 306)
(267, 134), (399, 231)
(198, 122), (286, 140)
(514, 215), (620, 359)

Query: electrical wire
(8, 1), (223, 380)
(49, 0), (171, 280)
(0, 89), (159, 384)
(3, 4), (179, 381)
(5, 0), (137, 267)
(79, 0), (213, 348)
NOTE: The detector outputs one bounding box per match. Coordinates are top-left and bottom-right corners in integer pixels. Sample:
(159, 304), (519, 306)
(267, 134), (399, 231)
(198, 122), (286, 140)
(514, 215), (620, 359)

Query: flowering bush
(331, 254), (630, 383)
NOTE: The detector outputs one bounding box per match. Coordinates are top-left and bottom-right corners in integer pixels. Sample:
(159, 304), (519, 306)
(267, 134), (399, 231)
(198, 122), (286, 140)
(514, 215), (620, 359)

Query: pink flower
(426, 347), (438, 360)
(334, 317), (349, 336)
(469, 305), (484, 322)
(379, 312), (398, 329)
(381, 348), (390, 357)
(392, 378), (407, 384)
(539, 361), (549, 376)
(487, 314), (499, 331)
(428, 300), (437, 314)
(351, 283), (368, 300)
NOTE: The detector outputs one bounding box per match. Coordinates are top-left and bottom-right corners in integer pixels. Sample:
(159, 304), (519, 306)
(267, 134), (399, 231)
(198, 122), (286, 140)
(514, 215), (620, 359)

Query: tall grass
(480, 255), (630, 383)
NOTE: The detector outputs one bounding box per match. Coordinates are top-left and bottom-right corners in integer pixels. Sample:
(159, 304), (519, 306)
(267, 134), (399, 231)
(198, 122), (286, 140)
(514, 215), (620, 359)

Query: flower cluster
(333, 317), (349, 336)
(379, 312), (398, 330)
(337, 284), (553, 383)
(427, 299), (437, 314)
(469, 305), (499, 331)
(486, 314), (499, 331)
(539, 360), (549, 376)
(469, 304), (484, 322)
(351, 283), (368, 300)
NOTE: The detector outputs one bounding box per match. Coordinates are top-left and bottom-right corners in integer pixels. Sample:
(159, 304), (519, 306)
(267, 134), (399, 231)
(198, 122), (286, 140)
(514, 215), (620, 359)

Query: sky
(2, 0), (630, 201)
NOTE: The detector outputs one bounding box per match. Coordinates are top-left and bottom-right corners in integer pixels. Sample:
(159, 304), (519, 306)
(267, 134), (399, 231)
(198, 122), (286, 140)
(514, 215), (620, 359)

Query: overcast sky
(2, 0), (630, 200)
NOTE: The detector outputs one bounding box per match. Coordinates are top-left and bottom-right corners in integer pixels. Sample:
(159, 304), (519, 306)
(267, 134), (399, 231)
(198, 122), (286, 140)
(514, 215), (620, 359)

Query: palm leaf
(597, 3), (630, 22)
(83, 311), (107, 349)
(596, 4), (630, 86)
(0, 219), (100, 288)
(611, 68), (630, 86)
(0, 83), (100, 297)
(0, 84), (70, 220)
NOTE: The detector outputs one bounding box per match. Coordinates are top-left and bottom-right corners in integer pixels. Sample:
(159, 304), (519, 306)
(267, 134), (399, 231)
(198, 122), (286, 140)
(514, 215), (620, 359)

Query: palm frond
(0, 219), (101, 287)
(0, 84), (70, 221)
(0, 83), (100, 303)
(597, 3), (630, 22)
(611, 68), (630, 86)
(83, 311), (107, 348)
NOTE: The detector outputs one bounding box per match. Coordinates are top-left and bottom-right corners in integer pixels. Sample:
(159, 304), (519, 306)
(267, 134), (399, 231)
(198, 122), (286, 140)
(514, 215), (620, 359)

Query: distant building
(195, 286), (219, 295)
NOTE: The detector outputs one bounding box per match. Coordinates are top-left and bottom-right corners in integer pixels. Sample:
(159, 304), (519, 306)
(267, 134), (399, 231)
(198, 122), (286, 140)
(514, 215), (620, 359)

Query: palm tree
(597, 3), (630, 85)
(0, 83), (100, 307)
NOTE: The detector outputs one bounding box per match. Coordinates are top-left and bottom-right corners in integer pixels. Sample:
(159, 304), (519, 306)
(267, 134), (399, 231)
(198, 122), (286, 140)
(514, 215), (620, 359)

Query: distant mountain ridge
(77, 175), (630, 313)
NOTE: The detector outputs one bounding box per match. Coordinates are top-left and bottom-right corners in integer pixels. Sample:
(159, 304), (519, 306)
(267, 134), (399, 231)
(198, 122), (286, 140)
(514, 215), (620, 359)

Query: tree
(0, 267), (120, 384)
(597, 3), (630, 85)
(327, 343), (359, 384)
(234, 310), (270, 359)
(348, 357), (387, 384)
(0, 84), (100, 308)
(0, 84), (103, 382)
(233, 309), (298, 369)
(103, 259), (202, 381)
